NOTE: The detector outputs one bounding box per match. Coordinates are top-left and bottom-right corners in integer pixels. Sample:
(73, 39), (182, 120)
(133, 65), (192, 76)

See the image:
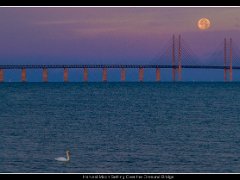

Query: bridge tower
(172, 34), (182, 81)
(178, 34), (182, 81)
(224, 38), (233, 82)
(230, 38), (233, 81)
(224, 38), (227, 81)
(172, 35), (176, 81)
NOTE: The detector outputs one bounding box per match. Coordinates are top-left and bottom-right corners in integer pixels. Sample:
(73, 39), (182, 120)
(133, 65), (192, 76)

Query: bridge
(0, 34), (240, 82)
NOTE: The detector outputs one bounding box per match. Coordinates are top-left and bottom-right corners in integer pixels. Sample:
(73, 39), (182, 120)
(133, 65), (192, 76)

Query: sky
(1, 7), (240, 81)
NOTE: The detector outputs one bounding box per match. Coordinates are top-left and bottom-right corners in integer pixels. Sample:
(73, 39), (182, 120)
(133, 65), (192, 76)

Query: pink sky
(0, 7), (240, 64)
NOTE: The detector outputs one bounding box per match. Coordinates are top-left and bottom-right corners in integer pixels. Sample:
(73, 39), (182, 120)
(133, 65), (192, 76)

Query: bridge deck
(0, 65), (239, 69)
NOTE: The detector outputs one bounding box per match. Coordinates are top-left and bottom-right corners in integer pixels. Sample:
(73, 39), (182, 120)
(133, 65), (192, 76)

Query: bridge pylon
(172, 34), (182, 81)
(172, 35), (176, 81)
(230, 38), (233, 81)
(178, 34), (182, 81)
(224, 37), (233, 82)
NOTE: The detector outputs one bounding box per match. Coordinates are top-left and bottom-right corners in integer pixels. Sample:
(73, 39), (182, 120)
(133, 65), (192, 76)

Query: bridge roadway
(0, 65), (239, 69)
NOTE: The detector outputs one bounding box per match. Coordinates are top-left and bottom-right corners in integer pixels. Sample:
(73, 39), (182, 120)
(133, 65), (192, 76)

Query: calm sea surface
(0, 82), (240, 173)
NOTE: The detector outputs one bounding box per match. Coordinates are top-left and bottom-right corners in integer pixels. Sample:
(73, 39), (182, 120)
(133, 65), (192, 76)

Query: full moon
(197, 18), (211, 30)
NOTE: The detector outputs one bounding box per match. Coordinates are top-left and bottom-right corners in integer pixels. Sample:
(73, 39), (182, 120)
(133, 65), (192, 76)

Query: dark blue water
(0, 82), (240, 173)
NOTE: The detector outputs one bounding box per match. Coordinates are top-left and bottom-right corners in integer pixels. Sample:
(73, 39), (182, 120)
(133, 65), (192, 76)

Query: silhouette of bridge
(1, 34), (240, 82)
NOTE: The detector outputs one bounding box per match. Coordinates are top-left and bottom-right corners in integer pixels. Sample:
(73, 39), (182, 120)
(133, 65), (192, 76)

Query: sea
(0, 82), (240, 173)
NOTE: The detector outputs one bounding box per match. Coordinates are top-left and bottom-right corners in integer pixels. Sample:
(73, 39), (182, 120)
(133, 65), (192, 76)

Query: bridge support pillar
(178, 66), (182, 81)
(102, 67), (107, 82)
(64, 68), (68, 82)
(178, 34), (182, 81)
(229, 68), (232, 81)
(0, 69), (4, 82)
(21, 68), (27, 82)
(139, 67), (144, 82)
(42, 68), (48, 82)
(230, 68), (233, 82)
(230, 38), (233, 81)
(172, 34), (176, 81)
(224, 69), (227, 82)
(83, 68), (88, 82)
(224, 38), (227, 82)
(172, 68), (176, 81)
(120, 68), (126, 81)
(156, 68), (160, 81)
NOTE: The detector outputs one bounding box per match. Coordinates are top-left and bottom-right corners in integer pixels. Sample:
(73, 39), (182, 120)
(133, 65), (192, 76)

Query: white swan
(55, 150), (70, 162)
